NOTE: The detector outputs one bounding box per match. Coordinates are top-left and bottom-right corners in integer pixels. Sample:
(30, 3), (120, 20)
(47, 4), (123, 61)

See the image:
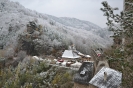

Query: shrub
(0, 50), (5, 57)
(17, 50), (27, 61)
(4, 47), (15, 60)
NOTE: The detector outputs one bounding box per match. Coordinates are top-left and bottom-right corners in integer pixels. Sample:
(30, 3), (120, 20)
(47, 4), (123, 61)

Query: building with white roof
(89, 67), (122, 88)
(62, 50), (81, 59)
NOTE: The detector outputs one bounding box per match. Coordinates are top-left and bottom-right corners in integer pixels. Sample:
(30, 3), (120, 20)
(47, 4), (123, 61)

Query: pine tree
(101, 1), (133, 87)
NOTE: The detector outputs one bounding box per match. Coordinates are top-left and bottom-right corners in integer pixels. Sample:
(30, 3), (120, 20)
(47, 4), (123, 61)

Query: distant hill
(0, 0), (112, 54)
(46, 15), (102, 31)
(47, 15), (112, 40)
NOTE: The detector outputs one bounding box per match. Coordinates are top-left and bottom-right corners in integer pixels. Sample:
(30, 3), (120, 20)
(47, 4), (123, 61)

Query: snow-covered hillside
(47, 15), (102, 30)
(0, 0), (112, 54)
(46, 15), (112, 40)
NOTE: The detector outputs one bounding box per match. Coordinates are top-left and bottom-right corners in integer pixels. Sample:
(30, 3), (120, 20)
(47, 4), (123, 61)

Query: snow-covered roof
(75, 50), (91, 58)
(74, 61), (94, 85)
(85, 55), (91, 58)
(89, 67), (122, 88)
(62, 50), (80, 59)
(95, 50), (101, 54)
(77, 52), (84, 56)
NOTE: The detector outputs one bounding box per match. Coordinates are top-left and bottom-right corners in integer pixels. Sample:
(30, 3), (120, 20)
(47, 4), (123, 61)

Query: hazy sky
(10, 0), (123, 28)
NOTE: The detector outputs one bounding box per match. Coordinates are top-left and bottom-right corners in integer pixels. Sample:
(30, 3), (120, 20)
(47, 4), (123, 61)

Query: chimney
(104, 72), (107, 82)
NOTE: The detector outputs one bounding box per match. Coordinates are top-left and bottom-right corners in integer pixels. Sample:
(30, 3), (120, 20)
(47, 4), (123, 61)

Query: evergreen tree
(101, 1), (133, 87)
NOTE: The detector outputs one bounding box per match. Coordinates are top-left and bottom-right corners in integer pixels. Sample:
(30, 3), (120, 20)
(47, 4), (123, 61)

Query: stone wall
(74, 83), (96, 88)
